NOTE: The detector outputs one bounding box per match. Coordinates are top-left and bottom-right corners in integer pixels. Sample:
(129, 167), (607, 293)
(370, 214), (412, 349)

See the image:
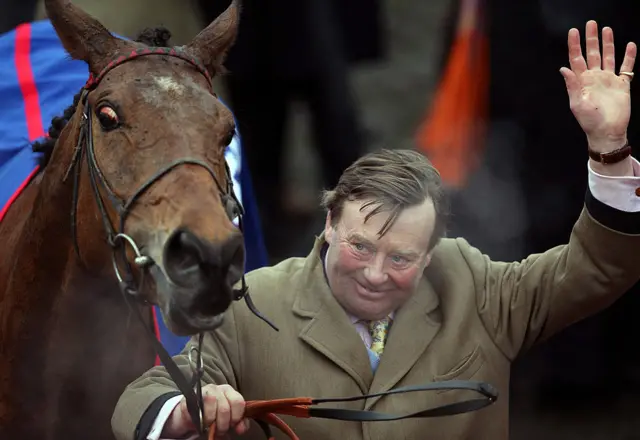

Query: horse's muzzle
(162, 227), (245, 323)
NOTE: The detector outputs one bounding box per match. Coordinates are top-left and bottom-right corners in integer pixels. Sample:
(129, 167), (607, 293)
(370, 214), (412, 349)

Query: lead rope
(206, 380), (498, 440)
(191, 332), (206, 434)
(118, 285), (208, 438)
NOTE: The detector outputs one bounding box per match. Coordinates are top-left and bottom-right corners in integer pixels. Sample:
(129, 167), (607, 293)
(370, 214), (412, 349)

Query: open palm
(561, 21), (637, 151)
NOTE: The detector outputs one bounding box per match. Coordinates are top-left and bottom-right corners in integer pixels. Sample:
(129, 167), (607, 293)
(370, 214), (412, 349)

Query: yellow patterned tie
(368, 316), (391, 358)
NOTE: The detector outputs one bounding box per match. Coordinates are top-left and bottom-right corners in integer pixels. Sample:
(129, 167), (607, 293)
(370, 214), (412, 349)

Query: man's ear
(423, 251), (433, 269)
(324, 211), (334, 242)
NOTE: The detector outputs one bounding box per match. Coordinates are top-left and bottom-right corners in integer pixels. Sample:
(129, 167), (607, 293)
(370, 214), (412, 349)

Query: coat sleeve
(462, 188), (640, 360)
(110, 304), (242, 440)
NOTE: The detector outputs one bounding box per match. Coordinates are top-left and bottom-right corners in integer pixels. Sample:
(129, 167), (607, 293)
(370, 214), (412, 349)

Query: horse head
(43, 0), (244, 336)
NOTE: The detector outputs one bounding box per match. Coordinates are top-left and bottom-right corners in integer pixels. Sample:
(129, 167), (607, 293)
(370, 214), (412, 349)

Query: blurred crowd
(2, 0), (640, 437)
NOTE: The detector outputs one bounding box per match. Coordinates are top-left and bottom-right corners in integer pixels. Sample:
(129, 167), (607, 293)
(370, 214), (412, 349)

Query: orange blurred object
(415, 0), (489, 188)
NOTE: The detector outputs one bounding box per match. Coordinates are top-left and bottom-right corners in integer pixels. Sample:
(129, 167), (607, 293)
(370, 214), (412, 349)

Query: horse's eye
(97, 106), (120, 130)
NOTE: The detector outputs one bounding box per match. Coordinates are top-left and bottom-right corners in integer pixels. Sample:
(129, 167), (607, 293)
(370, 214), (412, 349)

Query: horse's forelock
(135, 27), (172, 48)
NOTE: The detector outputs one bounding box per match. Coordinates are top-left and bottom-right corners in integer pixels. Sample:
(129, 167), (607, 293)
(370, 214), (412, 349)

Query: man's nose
(363, 255), (388, 285)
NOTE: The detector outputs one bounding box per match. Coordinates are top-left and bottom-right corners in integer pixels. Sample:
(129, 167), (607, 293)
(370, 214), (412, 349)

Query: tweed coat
(112, 194), (640, 440)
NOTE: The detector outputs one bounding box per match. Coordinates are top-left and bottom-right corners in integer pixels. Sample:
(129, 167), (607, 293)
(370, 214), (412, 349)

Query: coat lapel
(364, 276), (441, 410)
(292, 236), (374, 393)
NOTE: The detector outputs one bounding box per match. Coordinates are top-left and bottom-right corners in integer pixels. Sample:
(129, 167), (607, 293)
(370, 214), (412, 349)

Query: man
(112, 21), (640, 440)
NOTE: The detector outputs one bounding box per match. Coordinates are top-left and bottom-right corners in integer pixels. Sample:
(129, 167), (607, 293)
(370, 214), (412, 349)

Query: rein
(208, 380), (497, 440)
(70, 46), (499, 440)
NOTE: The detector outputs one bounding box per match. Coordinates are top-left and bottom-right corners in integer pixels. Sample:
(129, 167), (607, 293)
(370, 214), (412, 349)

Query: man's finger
(568, 28), (587, 74)
(214, 391), (232, 434)
(619, 42), (637, 80)
(235, 419), (251, 435)
(223, 386), (246, 426)
(602, 27), (615, 72)
(202, 390), (219, 428)
(585, 20), (602, 70)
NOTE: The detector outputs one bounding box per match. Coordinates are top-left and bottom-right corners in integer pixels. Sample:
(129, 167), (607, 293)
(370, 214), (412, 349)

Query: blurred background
(3, 0), (640, 437)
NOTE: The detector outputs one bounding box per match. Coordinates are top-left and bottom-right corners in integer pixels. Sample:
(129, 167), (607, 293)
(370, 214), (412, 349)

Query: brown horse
(0, 0), (247, 438)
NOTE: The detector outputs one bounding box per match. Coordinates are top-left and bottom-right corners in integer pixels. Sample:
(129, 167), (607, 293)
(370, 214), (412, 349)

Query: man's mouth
(355, 281), (385, 298)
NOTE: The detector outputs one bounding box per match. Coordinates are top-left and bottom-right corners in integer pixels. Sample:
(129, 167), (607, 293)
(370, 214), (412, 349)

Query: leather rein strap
(74, 46), (499, 440)
(209, 380), (498, 440)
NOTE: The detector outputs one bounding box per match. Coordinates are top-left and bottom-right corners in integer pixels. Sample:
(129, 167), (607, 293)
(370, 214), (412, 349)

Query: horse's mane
(32, 27), (173, 169)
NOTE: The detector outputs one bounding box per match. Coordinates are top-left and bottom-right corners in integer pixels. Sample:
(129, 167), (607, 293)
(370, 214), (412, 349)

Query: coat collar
(292, 234), (441, 399)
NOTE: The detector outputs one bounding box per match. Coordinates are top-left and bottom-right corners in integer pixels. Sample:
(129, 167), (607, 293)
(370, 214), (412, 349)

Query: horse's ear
(44, 0), (125, 72)
(185, 0), (240, 75)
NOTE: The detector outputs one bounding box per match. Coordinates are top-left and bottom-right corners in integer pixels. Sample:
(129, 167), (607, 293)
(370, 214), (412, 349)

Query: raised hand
(560, 20), (636, 153)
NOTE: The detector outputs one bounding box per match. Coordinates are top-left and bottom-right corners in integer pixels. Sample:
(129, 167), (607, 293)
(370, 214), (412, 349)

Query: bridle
(64, 45), (277, 436)
(66, 46), (499, 440)
(66, 45), (274, 323)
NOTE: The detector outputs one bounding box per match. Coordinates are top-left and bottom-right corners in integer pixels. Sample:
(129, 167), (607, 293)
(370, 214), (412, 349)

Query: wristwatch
(588, 141), (632, 164)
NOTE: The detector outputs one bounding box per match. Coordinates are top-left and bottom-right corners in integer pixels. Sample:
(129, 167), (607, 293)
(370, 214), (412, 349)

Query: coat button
(636, 188), (640, 197)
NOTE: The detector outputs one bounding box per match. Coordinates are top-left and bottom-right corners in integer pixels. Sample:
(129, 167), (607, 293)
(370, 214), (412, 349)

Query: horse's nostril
(164, 229), (206, 284)
(163, 228), (245, 288)
(231, 242), (244, 270)
(223, 233), (245, 286)
(223, 233), (245, 268)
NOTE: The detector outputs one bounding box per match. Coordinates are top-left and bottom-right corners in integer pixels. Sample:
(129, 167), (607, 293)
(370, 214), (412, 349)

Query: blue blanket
(0, 20), (268, 356)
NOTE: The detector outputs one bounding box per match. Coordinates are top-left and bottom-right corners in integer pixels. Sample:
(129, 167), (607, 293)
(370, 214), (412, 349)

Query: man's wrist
(587, 134), (628, 153)
(137, 392), (186, 440)
(160, 402), (194, 439)
(587, 136), (634, 176)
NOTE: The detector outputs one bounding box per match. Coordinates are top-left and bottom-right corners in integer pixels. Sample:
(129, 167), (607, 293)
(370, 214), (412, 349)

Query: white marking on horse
(139, 74), (211, 113)
(153, 75), (185, 95)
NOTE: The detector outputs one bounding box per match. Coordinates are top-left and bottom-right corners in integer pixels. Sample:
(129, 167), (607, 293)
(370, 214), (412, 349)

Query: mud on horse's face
(45, 0), (244, 335)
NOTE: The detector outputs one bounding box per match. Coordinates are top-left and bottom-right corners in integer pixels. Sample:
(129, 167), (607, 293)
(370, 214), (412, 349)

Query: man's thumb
(560, 67), (579, 95)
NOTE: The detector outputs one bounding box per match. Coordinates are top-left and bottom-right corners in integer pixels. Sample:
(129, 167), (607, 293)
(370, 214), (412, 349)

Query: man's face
(324, 198), (436, 321)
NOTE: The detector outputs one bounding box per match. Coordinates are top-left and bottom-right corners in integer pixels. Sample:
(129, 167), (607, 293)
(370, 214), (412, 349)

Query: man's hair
(321, 149), (449, 250)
